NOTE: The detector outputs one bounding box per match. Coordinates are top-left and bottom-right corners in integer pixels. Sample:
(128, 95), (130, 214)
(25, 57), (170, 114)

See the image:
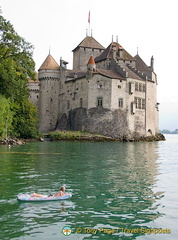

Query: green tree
(0, 14), (35, 101)
(0, 14), (38, 138)
(0, 94), (13, 137)
(11, 99), (38, 138)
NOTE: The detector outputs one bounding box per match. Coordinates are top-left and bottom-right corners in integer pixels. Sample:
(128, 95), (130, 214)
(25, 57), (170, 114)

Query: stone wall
(57, 107), (129, 139)
(38, 69), (60, 132)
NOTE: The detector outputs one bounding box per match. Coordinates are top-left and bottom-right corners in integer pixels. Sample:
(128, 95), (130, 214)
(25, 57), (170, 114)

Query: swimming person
(31, 186), (67, 198)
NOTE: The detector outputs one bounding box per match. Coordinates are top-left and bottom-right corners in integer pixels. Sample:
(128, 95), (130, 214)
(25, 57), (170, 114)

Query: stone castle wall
(57, 107), (129, 139)
(73, 47), (104, 71)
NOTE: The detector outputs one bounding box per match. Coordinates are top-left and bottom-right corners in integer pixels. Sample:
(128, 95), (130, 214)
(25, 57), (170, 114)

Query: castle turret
(150, 55), (154, 71)
(38, 54), (60, 132)
(86, 56), (96, 79)
(87, 56), (96, 71)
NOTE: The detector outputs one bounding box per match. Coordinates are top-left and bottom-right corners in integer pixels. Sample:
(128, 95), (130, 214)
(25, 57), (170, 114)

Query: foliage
(0, 14), (35, 101)
(48, 130), (114, 141)
(0, 94), (13, 137)
(11, 99), (39, 138)
(0, 14), (38, 138)
(49, 130), (81, 140)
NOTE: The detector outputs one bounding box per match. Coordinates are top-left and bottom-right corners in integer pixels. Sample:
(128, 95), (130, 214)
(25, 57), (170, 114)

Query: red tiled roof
(87, 56), (96, 65)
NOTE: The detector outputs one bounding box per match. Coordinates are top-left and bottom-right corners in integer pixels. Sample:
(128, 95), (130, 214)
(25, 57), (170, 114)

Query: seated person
(31, 186), (67, 198)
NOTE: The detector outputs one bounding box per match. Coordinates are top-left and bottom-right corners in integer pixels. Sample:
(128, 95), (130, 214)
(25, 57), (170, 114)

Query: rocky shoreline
(0, 132), (165, 145)
(0, 138), (26, 146)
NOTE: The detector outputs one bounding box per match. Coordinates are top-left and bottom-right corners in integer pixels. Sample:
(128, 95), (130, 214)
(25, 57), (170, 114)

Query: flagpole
(88, 11), (90, 36)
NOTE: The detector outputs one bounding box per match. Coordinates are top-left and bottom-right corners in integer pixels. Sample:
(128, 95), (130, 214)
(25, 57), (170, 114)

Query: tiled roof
(95, 42), (135, 62)
(66, 70), (87, 80)
(66, 68), (125, 81)
(73, 36), (105, 51)
(123, 65), (143, 80)
(134, 54), (151, 72)
(96, 69), (125, 80)
(38, 54), (59, 70)
(87, 56), (96, 65)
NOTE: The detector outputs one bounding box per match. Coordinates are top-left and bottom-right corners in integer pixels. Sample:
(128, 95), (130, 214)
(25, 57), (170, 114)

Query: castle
(29, 34), (159, 139)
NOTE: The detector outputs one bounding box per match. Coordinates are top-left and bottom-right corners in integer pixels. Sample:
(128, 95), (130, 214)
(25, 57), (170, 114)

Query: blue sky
(1, 0), (178, 130)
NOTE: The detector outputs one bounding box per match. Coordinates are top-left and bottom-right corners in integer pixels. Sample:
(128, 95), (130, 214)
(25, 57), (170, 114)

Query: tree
(0, 14), (38, 138)
(11, 99), (38, 138)
(0, 94), (13, 137)
(0, 14), (36, 101)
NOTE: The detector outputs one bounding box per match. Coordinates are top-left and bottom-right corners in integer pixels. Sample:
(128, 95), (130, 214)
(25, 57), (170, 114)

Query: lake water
(0, 134), (177, 240)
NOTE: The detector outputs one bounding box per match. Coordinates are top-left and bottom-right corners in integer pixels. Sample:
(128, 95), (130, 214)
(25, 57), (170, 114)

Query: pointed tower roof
(73, 36), (105, 51)
(87, 56), (96, 65)
(134, 54), (151, 72)
(38, 54), (59, 70)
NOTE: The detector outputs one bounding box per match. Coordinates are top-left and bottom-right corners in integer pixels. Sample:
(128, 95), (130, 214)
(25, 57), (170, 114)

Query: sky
(1, 0), (178, 131)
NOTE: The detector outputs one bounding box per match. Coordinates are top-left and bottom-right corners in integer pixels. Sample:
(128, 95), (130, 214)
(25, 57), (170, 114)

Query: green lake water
(0, 134), (177, 239)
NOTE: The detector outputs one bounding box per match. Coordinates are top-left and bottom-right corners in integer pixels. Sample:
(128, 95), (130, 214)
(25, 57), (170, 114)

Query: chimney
(112, 44), (117, 59)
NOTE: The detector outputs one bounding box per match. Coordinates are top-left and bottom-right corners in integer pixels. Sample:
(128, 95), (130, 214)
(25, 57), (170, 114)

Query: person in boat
(31, 186), (67, 198)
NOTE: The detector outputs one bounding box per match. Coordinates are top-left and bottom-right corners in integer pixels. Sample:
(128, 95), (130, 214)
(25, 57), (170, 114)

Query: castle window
(118, 98), (123, 108)
(97, 97), (103, 107)
(142, 99), (145, 109)
(138, 98), (141, 109)
(129, 82), (134, 94)
(135, 97), (138, 108)
(135, 82), (138, 91)
(118, 85), (121, 89)
(80, 98), (83, 108)
(139, 83), (142, 92)
(143, 84), (146, 92)
(67, 100), (70, 109)
(135, 97), (145, 109)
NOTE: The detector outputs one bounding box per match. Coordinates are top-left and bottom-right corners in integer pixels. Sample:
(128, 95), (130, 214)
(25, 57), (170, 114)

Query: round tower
(38, 54), (60, 132)
(87, 55), (96, 71)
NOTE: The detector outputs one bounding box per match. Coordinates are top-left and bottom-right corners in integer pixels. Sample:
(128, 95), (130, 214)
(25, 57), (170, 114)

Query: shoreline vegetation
(48, 130), (166, 142)
(0, 130), (165, 145)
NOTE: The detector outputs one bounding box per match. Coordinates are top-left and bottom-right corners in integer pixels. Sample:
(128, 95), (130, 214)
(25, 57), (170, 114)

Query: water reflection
(0, 141), (164, 239)
(67, 142), (164, 235)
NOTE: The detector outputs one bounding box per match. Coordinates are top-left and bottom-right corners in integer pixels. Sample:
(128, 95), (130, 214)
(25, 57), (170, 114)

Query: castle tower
(38, 54), (60, 132)
(72, 36), (105, 71)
